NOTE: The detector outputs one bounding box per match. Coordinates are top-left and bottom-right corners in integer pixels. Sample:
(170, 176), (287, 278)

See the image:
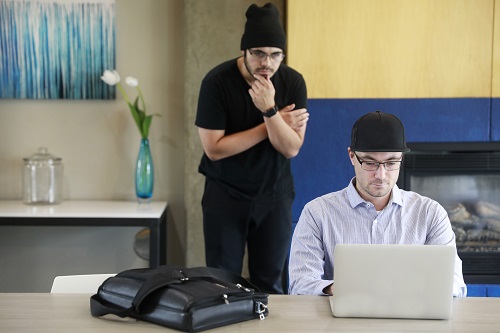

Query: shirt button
(374, 219), (378, 224)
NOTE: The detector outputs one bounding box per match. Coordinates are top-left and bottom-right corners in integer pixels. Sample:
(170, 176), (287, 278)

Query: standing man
(288, 111), (467, 297)
(195, 2), (309, 294)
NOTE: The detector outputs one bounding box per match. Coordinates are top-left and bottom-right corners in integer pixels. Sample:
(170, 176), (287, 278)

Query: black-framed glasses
(247, 49), (285, 62)
(353, 153), (403, 171)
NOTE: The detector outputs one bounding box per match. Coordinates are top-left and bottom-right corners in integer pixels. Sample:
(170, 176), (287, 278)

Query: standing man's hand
(248, 74), (276, 112)
(247, 74), (307, 158)
(279, 104), (309, 131)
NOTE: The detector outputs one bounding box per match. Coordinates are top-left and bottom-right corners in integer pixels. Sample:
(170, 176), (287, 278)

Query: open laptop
(329, 244), (455, 320)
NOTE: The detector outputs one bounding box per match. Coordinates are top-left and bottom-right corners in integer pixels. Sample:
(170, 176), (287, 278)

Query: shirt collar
(347, 177), (403, 208)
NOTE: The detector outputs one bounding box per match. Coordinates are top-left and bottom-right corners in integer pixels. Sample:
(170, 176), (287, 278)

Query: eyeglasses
(353, 153), (403, 171)
(247, 49), (285, 62)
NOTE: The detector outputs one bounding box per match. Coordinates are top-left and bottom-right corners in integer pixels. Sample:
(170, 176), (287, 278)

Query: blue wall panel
(491, 97), (500, 141)
(291, 98), (491, 221)
(466, 284), (487, 297)
(466, 284), (500, 297)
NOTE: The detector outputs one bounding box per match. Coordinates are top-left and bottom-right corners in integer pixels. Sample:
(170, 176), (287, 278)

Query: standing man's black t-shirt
(195, 58), (308, 202)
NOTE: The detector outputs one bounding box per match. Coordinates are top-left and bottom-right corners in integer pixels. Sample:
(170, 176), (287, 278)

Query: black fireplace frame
(398, 142), (500, 284)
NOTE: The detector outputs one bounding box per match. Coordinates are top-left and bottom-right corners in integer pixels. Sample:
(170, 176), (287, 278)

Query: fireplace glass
(409, 174), (500, 252)
(400, 143), (500, 284)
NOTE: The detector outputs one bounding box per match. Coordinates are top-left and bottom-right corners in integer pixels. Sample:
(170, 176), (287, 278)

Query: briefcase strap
(90, 293), (134, 318)
(182, 266), (258, 290)
(132, 266), (258, 312)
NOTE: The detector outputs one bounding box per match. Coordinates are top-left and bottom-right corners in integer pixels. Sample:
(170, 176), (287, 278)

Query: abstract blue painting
(0, 0), (116, 99)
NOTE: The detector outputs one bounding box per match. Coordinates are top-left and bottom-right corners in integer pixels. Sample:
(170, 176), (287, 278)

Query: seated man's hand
(323, 283), (334, 296)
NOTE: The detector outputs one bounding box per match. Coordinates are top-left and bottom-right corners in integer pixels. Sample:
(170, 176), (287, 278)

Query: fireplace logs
(445, 201), (500, 251)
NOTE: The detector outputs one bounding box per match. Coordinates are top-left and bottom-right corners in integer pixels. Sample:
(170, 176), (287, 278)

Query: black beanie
(240, 3), (286, 51)
(350, 111), (410, 152)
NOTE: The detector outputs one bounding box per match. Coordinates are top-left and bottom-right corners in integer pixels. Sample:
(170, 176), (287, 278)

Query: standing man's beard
(243, 54), (253, 78)
(243, 53), (273, 80)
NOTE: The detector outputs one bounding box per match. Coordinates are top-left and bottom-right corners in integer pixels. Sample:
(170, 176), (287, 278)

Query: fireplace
(398, 142), (500, 284)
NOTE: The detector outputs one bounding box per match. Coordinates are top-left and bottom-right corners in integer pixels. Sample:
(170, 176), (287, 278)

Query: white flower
(125, 76), (138, 87)
(100, 70), (120, 86)
(100, 69), (160, 139)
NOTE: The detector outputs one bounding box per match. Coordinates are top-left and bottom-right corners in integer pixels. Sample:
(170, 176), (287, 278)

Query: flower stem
(137, 86), (147, 113)
(116, 83), (130, 104)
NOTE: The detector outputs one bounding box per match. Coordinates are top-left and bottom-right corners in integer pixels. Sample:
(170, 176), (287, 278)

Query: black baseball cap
(350, 111), (410, 152)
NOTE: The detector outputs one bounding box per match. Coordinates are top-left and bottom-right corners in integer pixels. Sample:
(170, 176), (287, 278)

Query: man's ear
(348, 148), (355, 166)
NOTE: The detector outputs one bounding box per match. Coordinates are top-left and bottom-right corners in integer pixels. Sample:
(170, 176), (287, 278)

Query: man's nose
(261, 55), (272, 65)
(375, 164), (387, 178)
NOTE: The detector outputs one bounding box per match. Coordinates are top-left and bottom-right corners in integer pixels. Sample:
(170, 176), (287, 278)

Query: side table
(0, 200), (168, 268)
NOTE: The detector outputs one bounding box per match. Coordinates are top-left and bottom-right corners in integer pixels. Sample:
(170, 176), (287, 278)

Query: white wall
(0, 0), (185, 291)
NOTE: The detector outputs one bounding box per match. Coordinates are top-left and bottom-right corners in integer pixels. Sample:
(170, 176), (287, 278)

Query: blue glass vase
(135, 138), (154, 203)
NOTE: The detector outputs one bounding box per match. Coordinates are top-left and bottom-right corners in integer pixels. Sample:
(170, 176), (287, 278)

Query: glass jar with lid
(23, 147), (63, 204)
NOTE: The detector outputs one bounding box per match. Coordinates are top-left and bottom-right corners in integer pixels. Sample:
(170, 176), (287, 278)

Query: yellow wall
(287, 0), (494, 98)
(492, 0), (500, 96)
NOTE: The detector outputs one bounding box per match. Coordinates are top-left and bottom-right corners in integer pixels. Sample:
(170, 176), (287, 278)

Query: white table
(0, 200), (168, 267)
(0, 294), (498, 332)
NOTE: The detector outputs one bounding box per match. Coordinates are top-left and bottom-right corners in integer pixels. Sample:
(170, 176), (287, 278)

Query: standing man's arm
(196, 69), (270, 161)
(249, 74), (308, 158)
(197, 125), (267, 161)
(198, 102), (308, 162)
(264, 104), (308, 158)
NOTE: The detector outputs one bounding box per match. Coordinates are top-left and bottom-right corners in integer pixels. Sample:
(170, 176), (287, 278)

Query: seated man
(288, 111), (467, 297)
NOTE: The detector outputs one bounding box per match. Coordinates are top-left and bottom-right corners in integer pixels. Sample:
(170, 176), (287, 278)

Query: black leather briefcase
(90, 265), (269, 332)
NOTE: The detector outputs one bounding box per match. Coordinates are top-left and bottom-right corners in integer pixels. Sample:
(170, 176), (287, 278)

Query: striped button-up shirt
(288, 178), (467, 297)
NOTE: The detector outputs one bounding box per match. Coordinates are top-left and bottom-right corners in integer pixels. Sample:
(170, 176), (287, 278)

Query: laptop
(329, 244), (455, 320)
